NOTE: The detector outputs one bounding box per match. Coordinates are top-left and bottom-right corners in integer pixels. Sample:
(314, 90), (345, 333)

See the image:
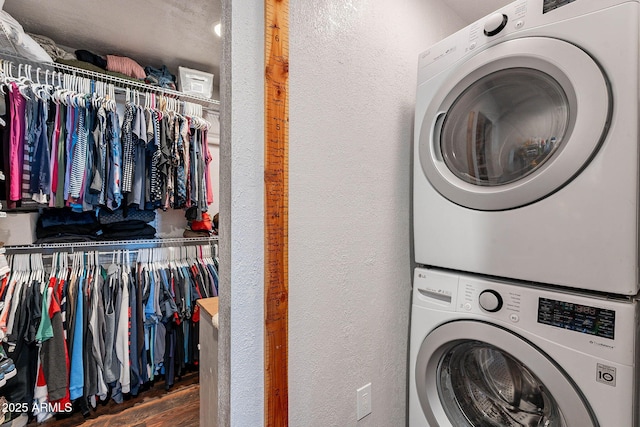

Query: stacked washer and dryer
(410, 0), (640, 426)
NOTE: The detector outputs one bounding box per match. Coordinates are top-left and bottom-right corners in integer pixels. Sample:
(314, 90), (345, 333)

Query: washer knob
(484, 13), (508, 37)
(479, 290), (503, 312)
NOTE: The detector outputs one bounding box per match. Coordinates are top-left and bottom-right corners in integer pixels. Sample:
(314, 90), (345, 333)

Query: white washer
(413, 0), (640, 294)
(409, 267), (639, 427)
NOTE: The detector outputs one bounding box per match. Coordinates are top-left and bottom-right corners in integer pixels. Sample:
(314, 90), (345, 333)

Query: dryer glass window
(441, 68), (569, 186)
(438, 341), (566, 426)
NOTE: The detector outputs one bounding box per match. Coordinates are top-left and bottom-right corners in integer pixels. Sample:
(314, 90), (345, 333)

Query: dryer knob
(479, 290), (503, 312)
(484, 13), (508, 37)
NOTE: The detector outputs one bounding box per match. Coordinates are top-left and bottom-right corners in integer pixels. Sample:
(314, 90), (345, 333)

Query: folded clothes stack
(98, 207), (157, 240)
(144, 65), (177, 90)
(34, 208), (158, 243)
(35, 209), (101, 243)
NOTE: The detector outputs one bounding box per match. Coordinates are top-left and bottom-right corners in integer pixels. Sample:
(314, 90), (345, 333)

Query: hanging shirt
(69, 106), (88, 200)
(131, 105), (147, 207)
(115, 270), (130, 394)
(204, 128), (214, 206)
(121, 103), (136, 194)
(107, 110), (123, 210)
(103, 264), (120, 385)
(30, 98), (51, 203)
(54, 105), (67, 208)
(8, 82), (27, 205)
(148, 109), (162, 207)
(69, 273), (85, 401)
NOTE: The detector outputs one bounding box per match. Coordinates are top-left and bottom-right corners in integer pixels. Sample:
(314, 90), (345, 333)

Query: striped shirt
(121, 103), (135, 193)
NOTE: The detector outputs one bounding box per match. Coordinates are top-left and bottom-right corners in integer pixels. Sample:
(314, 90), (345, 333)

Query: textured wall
(219, 0), (265, 426)
(218, 0), (464, 426)
(288, 1), (463, 426)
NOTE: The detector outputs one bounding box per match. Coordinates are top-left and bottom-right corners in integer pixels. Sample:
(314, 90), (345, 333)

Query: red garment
(0, 275), (9, 301)
(48, 284), (71, 409)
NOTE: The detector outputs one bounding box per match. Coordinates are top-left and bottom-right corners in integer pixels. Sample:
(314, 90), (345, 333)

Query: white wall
(288, 1), (463, 425)
(220, 1), (464, 426)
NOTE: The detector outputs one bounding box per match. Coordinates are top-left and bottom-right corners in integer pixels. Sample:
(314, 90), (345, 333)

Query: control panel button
(510, 313), (520, 323)
(464, 303), (472, 311)
(484, 13), (508, 37)
(515, 20), (524, 29)
(479, 290), (503, 312)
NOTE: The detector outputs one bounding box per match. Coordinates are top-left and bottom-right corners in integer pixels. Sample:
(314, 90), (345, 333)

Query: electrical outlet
(357, 383), (372, 420)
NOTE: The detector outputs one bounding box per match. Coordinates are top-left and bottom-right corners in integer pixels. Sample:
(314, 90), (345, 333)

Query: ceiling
(1, 0), (508, 101)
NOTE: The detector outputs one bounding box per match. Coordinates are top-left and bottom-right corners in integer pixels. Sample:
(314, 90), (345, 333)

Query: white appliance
(409, 267), (639, 427)
(413, 0), (640, 294)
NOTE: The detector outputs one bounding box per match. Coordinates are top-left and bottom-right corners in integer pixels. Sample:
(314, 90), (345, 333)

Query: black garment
(36, 208), (101, 240)
(23, 280), (41, 345)
(163, 321), (175, 390)
(84, 272), (98, 400)
(99, 223), (156, 240)
(129, 271), (141, 396)
(4, 285), (38, 407)
(75, 50), (107, 69)
(41, 288), (69, 402)
(135, 268), (145, 385)
(0, 95), (11, 200)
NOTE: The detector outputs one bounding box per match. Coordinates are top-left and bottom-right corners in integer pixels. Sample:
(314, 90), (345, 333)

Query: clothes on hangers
(0, 63), (214, 219)
(0, 245), (217, 418)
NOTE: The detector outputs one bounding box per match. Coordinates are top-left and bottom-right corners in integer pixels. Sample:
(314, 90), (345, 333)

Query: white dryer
(409, 267), (639, 427)
(413, 0), (640, 294)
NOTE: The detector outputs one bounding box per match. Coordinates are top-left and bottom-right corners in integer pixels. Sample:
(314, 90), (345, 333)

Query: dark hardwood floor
(28, 373), (200, 427)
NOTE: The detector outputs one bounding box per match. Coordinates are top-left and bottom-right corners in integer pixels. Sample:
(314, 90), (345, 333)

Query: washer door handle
(431, 111), (447, 162)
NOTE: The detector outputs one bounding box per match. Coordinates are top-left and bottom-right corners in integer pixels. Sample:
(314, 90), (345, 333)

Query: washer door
(418, 37), (611, 210)
(415, 321), (598, 427)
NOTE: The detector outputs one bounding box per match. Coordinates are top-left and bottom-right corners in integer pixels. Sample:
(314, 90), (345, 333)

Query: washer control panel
(413, 267), (636, 365)
(459, 279), (522, 321)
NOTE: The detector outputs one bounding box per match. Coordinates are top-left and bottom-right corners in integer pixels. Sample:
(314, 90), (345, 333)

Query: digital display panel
(538, 298), (615, 340)
(543, 0), (577, 14)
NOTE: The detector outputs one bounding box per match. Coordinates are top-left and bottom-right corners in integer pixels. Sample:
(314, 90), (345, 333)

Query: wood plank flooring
(29, 373), (199, 427)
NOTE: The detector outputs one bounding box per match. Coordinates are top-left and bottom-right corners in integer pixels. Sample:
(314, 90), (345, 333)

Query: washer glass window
(438, 341), (566, 426)
(440, 68), (569, 186)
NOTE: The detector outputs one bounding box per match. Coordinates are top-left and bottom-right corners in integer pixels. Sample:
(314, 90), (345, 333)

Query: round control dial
(479, 289), (503, 312)
(484, 13), (508, 37)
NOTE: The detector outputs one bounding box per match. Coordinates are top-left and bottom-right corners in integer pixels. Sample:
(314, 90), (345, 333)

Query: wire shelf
(0, 52), (220, 112)
(3, 236), (219, 254)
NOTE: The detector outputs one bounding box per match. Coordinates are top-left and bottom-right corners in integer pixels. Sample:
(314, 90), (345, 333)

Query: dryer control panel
(417, 0), (630, 84)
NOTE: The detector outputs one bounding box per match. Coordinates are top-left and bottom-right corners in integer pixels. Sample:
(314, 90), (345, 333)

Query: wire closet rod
(0, 52), (220, 112)
(3, 236), (218, 254)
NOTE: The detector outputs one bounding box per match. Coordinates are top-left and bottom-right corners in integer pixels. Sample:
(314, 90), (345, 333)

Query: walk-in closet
(0, 0), (222, 425)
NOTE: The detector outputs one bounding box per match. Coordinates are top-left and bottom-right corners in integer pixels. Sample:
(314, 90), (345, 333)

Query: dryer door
(418, 37), (611, 210)
(415, 320), (598, 427)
